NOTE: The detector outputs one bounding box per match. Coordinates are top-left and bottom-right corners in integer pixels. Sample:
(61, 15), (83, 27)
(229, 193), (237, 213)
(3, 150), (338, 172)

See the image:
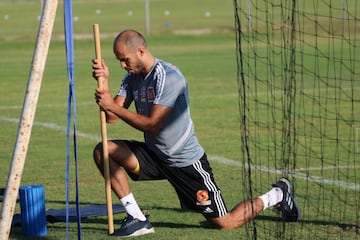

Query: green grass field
(0, 1), (359, 239)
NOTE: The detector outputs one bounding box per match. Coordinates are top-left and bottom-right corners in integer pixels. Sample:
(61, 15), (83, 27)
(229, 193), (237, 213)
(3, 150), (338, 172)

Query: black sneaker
(272, 177), (300, 222)
(113, 214), (154, 238)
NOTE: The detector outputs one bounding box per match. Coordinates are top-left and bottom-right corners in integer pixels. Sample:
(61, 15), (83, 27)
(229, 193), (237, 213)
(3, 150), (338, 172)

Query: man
(92, 29), (300, 238)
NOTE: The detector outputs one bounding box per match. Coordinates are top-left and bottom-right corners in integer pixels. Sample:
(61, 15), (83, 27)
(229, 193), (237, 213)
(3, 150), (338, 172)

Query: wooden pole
(93, 23), (115, 235)
(0, 0), (58, 239)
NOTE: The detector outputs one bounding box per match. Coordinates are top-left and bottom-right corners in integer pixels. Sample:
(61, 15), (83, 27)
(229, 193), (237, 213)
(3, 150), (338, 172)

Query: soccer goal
(233, 0), (359, 239)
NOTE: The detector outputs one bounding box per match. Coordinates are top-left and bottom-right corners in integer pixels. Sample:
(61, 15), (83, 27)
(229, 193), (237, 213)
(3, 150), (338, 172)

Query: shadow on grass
(39, 201), (360, 233)
(255, 215), (359, 232)
(43, 204), (211, 230)
(45, 199), (110, 206)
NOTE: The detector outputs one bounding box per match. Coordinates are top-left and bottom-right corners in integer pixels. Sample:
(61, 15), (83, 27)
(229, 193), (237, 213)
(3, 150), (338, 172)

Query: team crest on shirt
(196, 190), (211, 206)
(147, 87), (155, 102)
(140, 86), (146, 102)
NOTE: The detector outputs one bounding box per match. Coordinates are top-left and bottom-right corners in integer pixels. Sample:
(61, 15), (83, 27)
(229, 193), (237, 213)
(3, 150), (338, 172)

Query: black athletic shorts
(124, 140), (228, 218)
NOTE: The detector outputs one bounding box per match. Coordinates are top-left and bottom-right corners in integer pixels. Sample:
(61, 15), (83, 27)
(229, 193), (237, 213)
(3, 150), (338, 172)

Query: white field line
(0, 85), (359, 111)
(1, 115), (359, 192)
(0, 115), (100, 141)
(0, 101), (94, 110)
(210, 156), (360, 192)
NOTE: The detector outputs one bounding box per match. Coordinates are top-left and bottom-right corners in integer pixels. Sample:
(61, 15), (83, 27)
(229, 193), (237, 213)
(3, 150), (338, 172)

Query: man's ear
(137, 47), (145, 56)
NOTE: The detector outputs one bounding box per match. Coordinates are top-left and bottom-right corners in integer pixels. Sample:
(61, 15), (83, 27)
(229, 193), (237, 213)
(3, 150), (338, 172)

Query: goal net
(233, 0), (359, 239)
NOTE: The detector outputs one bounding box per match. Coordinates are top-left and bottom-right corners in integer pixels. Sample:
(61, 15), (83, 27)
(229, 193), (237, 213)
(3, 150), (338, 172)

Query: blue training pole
(64, 0), (82, 239)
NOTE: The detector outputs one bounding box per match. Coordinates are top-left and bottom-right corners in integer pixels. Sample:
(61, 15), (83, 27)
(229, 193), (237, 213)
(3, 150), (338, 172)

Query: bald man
(92, 29), (300, 237)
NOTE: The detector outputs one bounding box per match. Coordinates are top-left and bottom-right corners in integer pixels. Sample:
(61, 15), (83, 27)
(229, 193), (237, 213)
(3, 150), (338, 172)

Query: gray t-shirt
(117, 58), (204, 167)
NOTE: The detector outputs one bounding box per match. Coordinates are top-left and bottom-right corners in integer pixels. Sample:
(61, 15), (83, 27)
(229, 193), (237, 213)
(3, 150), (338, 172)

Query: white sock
(259, 187), (283, 210)
(120, 193), (146, 221)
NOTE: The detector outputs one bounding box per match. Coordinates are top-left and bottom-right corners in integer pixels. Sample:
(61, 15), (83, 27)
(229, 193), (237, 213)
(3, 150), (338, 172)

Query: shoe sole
(119, 227), (155, 238)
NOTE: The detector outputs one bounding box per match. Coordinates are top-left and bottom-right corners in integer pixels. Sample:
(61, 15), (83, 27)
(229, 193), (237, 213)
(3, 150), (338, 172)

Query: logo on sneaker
(285, 195), (293, 210)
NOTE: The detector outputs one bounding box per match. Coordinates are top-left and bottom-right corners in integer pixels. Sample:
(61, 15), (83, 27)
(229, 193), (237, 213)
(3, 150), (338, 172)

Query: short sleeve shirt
(117, 58), (204, 167)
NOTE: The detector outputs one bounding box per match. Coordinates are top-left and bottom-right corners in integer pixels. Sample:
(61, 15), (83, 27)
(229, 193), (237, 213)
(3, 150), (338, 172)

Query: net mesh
(233, 0), (359, 239)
